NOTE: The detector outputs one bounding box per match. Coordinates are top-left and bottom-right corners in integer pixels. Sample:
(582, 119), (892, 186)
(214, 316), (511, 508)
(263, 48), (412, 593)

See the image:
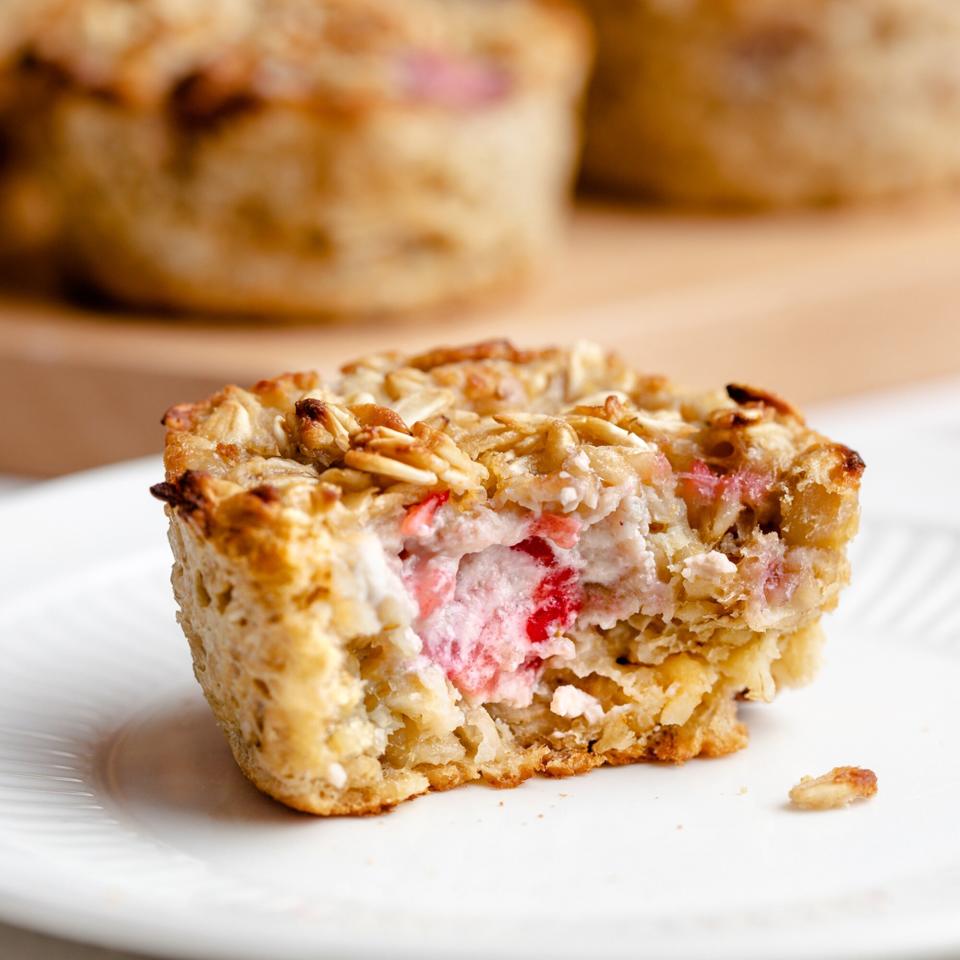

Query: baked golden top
(154, 339), (863, 560)
(16, 0), (588, 110)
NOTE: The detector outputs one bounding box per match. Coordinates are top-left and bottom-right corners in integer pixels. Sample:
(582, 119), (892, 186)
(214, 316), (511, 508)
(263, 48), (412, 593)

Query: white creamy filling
(680, 549), (739, 601)
(342, 531), (421, 655)
(348, 532), (418, 623)
(682, 550), (738, 580)
(412, 545), (564, 706)
(576, 490), (673, 627)
(394, 482), (674, 707)
(326, 762), (348, 789)
(550, 684), (605, 725)
(346, 482), (679, 714)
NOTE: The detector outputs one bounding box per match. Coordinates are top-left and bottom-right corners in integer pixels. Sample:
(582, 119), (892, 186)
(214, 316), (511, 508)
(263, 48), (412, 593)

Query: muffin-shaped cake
(19, 0), (589, 316)
(581, 0), (960, 206)
(152, 340), (863, 815)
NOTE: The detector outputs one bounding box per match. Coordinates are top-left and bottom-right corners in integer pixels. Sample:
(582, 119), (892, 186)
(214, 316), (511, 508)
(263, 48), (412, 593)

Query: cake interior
(326, 448), (839, 785)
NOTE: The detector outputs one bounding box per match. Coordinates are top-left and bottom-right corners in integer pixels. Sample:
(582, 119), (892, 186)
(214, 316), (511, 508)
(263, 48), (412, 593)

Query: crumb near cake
(152, 339), (863, 815)
(789, 767), (878, 810)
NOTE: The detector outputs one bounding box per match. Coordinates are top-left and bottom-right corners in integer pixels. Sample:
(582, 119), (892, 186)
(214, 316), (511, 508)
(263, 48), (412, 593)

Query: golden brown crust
(407, 338), (546, 372)
(836, 445), (867, 480)
(725, 383), (803, 421)
(155, 341), (862, 530)
(218, 646), (750, 815)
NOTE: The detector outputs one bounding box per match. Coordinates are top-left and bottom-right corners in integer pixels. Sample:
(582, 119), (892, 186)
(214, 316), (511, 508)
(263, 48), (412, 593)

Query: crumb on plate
(789, 766), (877, 810)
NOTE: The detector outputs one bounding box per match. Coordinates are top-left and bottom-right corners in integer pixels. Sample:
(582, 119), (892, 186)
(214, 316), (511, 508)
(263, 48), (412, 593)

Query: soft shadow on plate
(95, 694), (310, 826)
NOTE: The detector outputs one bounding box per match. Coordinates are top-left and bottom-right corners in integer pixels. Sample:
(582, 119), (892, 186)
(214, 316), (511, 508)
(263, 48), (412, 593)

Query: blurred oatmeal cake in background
(579, 0), (960, 207)
(5, 0), (589, 318)
(0, 0), (61, 259)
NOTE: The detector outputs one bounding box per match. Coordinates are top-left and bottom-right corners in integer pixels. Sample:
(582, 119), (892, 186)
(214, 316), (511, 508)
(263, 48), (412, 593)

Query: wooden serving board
(2, 199), (960, 476)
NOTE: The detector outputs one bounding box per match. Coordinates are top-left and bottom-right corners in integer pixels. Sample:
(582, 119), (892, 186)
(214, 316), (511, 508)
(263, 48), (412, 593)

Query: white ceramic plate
(1, 456), (958, 960)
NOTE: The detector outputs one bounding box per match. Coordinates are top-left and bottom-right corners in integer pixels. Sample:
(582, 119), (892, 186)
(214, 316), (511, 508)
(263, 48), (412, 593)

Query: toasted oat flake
(789, 766), (878, 810)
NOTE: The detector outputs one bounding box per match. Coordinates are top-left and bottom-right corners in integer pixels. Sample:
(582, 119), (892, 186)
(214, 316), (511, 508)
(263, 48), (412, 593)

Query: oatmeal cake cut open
(151, 340), (863, 814)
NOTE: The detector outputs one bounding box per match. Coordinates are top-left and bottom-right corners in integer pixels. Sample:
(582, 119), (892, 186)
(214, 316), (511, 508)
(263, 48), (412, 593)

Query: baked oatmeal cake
(16, 0), (588, 316)
(152, 340), (863, 814)
(581, 0), (960, 206)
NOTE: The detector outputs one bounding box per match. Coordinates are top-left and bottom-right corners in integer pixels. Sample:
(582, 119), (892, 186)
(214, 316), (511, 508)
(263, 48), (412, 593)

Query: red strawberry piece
(512, 536), (556, 567)
(525, 567), (582, 644)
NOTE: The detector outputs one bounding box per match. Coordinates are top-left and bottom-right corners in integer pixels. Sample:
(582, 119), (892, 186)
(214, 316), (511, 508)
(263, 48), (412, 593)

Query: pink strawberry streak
(676, 463), (800, 606)
(652, 451), (673, 480)
(405, 557), (456, 620)
(530, 512), (581, 549)
(755, 548), (801, 604)
(761, 557), (790, 600)
(400, 50), (511, 108)
(678, 459), (771, 508)
(399, 502), (582, 702)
